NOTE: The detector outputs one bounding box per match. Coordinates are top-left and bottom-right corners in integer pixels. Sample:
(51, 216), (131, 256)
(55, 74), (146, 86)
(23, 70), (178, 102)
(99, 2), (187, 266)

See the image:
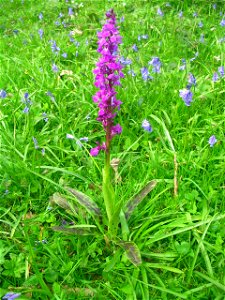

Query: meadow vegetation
(0, 0), (225, 299)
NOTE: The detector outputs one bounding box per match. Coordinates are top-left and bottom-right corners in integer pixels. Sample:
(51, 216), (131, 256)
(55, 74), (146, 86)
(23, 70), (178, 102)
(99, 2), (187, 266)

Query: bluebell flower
(76, 137), (89, 147)
(39, 13), (43, 20)
(132, 44), (138, 52)
(179, 89), (193, 106)
(198, 21), (203, 28)
(212, 4), (216, 9)
(68, 7), (73, 16)
(138, 34), (149, 41)
(120, 16), (125, 22)
(23, 106), (29, 114)
(22, 92), (32, 105)
(142, 119), (153, 132)
(52, 63), (59, 73)
(149, 57), (161, 73)
(218, 66), (224, 77)
(42, 112), (48, 122)
(74, 41), (80, 47)
(220, 19), (225, 26)
(187, 73), (196, 88)
(119, 56), (132, 66)
(41, 148), (45, 156)
(179, 58), (186, 70)
(190, 52), (199, 62)
(50, 40), (60, 53)
(193, 12), (198, 17)
(218, 37), (225, 43)
(0, 89), (7, 98)
(157, 8), (164, 17)
(142, 34), (149, 39)
(46, 91), (55, 102)
(55, 21), (60, 26)
(208, 135), (217, 147)
(32, 137), (39, 149)
(128, 69), (136, 77)
(62, 52), (67, 58)
(212, 72), (219, 82)
(141, 67), (152, 81)
(2, 292), (21, 300)
(178, 11), (183, 18)
(199, 33), (204, 43)
(38, 29), (43, 39)
(66, 133), (75, 139)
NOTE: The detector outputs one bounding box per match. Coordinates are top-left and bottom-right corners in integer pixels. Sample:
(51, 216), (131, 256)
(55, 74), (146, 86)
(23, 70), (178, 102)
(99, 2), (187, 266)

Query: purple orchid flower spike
(91, 9), (124, 157)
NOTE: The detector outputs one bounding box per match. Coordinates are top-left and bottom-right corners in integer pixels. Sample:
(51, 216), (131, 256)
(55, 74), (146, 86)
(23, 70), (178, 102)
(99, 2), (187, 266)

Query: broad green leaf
(66, 187), (101, 216)
(50, 192), (78, 215)
(51, 225), (96, 236)
(124, 180), (157, 220)
(118, 241), (142, 266)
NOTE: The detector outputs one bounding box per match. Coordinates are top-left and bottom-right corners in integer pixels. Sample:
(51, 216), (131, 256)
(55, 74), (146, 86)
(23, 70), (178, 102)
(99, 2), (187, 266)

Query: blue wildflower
(212, 72), (219, 82)
(218, 66), (224, 77)
(32, 137), (39, 149)
(157, 8), (164, 17)
(120, 16), (125, 22)
(38, 29), (43, 39)
(149, 57), (161, 73)
(199, 34), (204, 43)
(190, 52), (199, 62)
(0, 89), (7, 98)
(68, 7), (73, 16)
(2, 292), (21, 300)
(39, 13), (43, 20)
(50, 40), (60, 53)
(76, 137), (89, 147)
(208, 135), (217, 147)
(142, 34), (149, 40)
(128, 69), (136, 77)
(178, 11), (183, 18)
(42, 112), (48, 122)
(23, 106), (29, 114)
(132, 44), (138, 52)
(66, 134), (75, 139)
(142, 119), (153, 132)
(141, 67), (152, 81)
(187, 73), (196, 89)
(198, 21), (203, 28)
(52, 63), (59, 73)
(179, 89), (193, 106)
(179, 58), (186, 71)
(62, 52), (67, 58)
(46, 91), (55, 102)
(220, 19), (225, 26)
(119, 56), (132, 66)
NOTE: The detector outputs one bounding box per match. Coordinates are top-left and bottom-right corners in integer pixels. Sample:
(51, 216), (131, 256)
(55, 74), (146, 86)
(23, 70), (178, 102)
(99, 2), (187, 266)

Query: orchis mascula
(90, 9), (124, 236)
(90, 9), (124, 159)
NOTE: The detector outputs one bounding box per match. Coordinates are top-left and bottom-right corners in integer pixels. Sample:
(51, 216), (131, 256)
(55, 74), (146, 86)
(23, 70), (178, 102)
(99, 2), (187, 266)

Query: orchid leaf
(49, 192), (78, 216)
(66, 187), (101, 217)
(51, 225), (96, 236)
(124, 180), (157, 220)
(118, 241), (142, 267)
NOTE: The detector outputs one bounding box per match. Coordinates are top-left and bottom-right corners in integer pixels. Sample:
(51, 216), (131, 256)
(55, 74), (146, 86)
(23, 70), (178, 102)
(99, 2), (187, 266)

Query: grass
(0, 0), (225, 299)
